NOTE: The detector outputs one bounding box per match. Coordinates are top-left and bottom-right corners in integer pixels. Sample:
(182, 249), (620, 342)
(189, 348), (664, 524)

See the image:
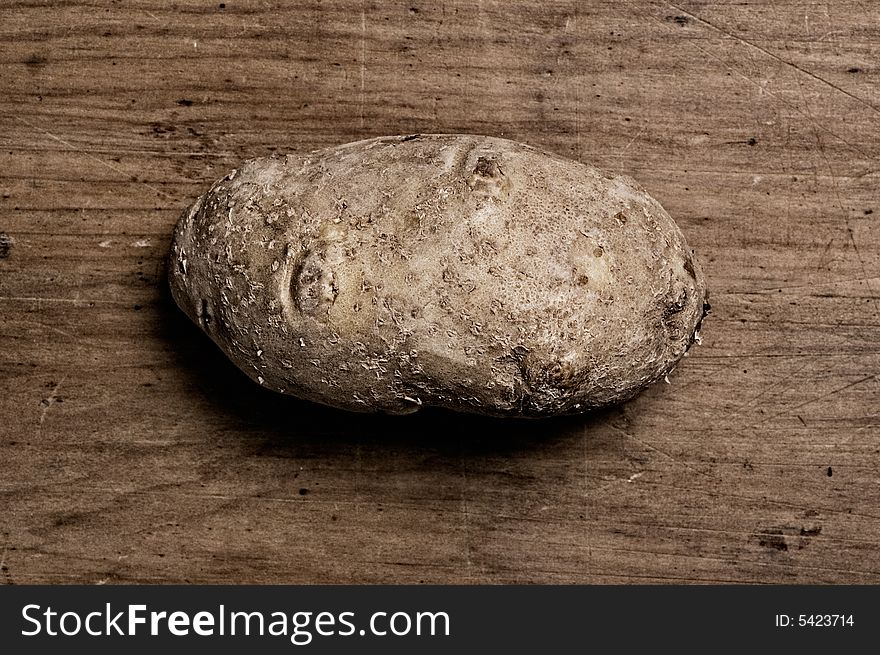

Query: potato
(168, 134), (708, 417)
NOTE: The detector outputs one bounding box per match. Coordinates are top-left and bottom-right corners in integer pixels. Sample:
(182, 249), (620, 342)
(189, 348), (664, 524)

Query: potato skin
(168, 134), (708, 417)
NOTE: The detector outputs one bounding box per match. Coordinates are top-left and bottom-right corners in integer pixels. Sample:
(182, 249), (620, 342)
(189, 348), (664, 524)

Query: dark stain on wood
(756, 529), (789, 552)
(666, 15), (690, 26)
(24, 52), (47, 67)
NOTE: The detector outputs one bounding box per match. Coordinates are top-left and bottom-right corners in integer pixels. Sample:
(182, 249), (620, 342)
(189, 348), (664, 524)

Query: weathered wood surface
(1, 0), (878, 584)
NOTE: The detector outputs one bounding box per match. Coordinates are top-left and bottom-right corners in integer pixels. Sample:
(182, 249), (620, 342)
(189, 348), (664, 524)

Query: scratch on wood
(758, 276), (880, 294)
(700, 351), (880, 359)
(722, 360), (811, 426)
(0, 296), (128, 305)
(752, 374), (876, 426)
(643, 478), (880, 522)
(790, 65), (880, 314)
(16, 319), (82, 343)
(359, 2), (366, 130)
(37, 375), (66, 435)
(13, 116), (175, 200)
(814, 238), (835, 272)
(623, 1), (874, 160)
(607, 422), (711, 479)
(667, 3), (880, 116)
(460, 454), (473, 577)
(582, 422), (593, 570)
(4, 145), (237, 158)
(617, 125), (646, 157)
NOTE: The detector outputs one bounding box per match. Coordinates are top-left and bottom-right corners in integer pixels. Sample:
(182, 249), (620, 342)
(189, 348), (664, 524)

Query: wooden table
(2, 1), (878, 584)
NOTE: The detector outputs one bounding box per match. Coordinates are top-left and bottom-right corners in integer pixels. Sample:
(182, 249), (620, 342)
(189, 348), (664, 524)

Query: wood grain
(1, 0), (878, 584)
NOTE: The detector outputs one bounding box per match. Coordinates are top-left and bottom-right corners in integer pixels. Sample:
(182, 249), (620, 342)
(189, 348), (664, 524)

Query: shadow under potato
(155, 262), (626, 458)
